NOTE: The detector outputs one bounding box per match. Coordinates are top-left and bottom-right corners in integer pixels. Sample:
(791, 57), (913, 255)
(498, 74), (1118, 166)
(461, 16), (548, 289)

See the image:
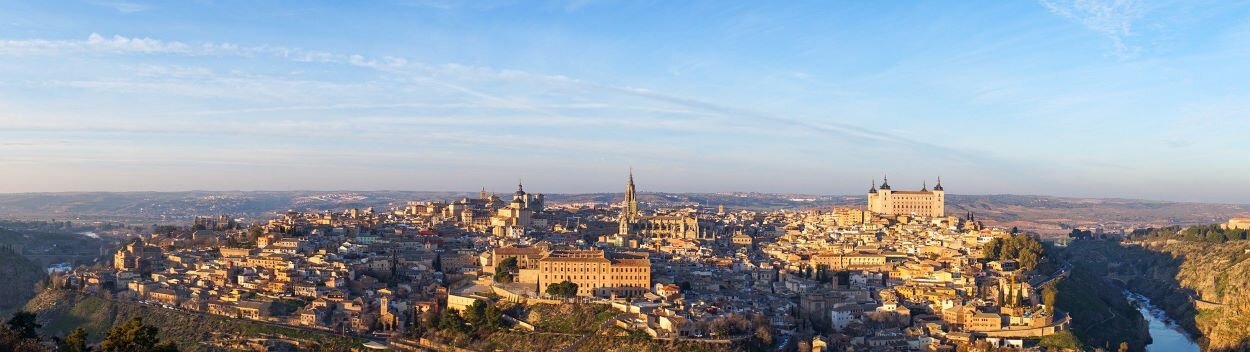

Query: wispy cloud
(0, 31), (1036, 192)
(1040, 0), (1146, 59)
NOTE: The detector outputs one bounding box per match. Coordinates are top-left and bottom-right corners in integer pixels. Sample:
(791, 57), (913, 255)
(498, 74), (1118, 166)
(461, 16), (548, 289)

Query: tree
(483, 303), (503, 329)
(6, 311), (41, 340)
(463, 301), (487, 326)
(1042, 282), (1059, 314)
(61, 327), (88, 352)
(99, 317), (178, 352)
(997, 285), (1007, 306)
(982, 235), (1045, 270)
(493, 257), (518, 283)
(983, 239), (1003, 260)
(437, 309), (468, 333)
(1, 323), (48, 352)
(545, 280), (578, 298)
(247, 226), (264, 241)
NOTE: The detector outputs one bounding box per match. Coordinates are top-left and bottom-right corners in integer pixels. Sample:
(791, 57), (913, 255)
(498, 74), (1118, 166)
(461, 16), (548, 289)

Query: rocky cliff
(0, 246), (44, 315)
(1063, 239), (1250, 351)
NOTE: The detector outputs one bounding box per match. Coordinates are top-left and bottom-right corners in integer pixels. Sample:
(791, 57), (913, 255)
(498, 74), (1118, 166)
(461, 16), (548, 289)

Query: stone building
(617, 171), (715, 240)
(867, 176), (945, 217)
(537, 249), (651, 298)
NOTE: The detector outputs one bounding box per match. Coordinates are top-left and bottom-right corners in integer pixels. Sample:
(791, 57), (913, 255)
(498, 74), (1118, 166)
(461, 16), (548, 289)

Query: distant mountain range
(0, 191), (1245, 236)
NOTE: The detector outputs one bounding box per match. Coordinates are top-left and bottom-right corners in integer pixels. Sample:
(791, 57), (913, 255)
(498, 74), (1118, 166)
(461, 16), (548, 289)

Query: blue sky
(2, 1), (1249, 202)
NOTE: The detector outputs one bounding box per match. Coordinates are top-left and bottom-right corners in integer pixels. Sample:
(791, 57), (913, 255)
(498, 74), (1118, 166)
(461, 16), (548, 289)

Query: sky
(1, 1), (1249, 202)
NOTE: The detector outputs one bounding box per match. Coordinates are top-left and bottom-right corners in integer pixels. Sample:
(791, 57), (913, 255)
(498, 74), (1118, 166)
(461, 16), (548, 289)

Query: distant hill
(0, 191), (1245, 236)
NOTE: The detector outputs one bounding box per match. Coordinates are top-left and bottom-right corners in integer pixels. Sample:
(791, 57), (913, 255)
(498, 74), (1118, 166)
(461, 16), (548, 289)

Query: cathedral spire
(879, 174), (891, 190)
(921, 181), (928, 192)
(934, 176), (944, 191)
(624, 169), (639, 220)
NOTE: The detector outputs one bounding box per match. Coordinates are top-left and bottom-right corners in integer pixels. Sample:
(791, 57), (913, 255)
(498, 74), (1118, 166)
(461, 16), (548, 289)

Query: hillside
(0, 246), (45, 316)
(1063, 239), (1250, 351)
(24, 290), (366, 352)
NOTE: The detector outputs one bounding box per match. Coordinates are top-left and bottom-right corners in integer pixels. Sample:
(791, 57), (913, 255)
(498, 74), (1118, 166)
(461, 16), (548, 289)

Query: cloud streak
(1040, 0), (1145, 58)
(0, 32), (1039, 193)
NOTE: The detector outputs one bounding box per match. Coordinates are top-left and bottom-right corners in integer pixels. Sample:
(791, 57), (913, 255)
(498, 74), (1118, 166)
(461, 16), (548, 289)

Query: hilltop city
(23, 172), (1091, 351)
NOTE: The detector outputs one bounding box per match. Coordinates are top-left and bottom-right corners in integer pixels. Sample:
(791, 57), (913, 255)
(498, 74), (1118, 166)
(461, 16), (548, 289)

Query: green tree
(437, 309), (468, 333)
(983, 239), (1003, 260)
(546, 280), (579, 298)
(463, 300), (487, 326)
(1042, 282), (1058, 314)
(983, 235), (1045, 270)
(98, 317), (177, 352)
(61, 327), (88, 352)
(483, 302), (503, 329)
(493, 257), (518, 283)
(6, 311), (41, 340)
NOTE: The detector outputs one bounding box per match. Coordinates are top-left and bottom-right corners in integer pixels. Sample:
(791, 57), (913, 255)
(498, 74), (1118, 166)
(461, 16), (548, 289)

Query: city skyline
(3, 1), (1250, 203)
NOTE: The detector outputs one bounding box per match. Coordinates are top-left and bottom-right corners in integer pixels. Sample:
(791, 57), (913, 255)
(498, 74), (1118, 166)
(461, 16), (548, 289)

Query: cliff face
(0, 247), (44, 315)
(1063, 240), (1250, 351)
(1133, 240), (1250, 352)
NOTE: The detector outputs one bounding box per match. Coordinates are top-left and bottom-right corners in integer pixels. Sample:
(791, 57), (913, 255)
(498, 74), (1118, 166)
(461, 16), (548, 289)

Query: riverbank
(1124, 291), (1199, 352)
(1047, 257), (1150, 351)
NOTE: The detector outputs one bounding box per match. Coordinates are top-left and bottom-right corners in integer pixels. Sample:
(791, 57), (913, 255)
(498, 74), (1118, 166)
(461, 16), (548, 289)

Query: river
(1124, 291), (1200, 352)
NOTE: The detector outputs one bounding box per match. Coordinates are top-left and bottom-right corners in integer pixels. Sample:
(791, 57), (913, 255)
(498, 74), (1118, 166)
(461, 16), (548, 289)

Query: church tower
(624, 170), (639, 221)
(619, 170), (640, 235)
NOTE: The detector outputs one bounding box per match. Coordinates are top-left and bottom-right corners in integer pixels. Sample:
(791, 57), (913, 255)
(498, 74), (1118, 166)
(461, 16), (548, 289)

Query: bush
(1038, 331), (1082, 350)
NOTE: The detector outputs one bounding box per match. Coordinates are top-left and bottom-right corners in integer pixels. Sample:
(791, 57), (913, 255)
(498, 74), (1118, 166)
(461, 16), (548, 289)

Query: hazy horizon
(3, 1), (1250, 202)
(2, 187), (1247, 206)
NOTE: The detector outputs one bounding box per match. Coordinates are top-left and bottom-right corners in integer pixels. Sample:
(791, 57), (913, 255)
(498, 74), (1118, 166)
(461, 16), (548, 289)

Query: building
(834, 208), (869, 226)
(867, 176), (945, 217)
(810, 253), (887, 270)
(537, 249), (651, 298)
(1223, 217), (1250, 230)
(617, 171), (715, 240)
(511, 182), (544, 213)
(490, 183), (536, 236)
(113, 241), (162, 272)
(194, 214), (236, 230)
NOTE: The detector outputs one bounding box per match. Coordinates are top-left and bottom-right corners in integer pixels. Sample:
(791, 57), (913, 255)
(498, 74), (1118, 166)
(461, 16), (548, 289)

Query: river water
(1124, 291), (1200, 352)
